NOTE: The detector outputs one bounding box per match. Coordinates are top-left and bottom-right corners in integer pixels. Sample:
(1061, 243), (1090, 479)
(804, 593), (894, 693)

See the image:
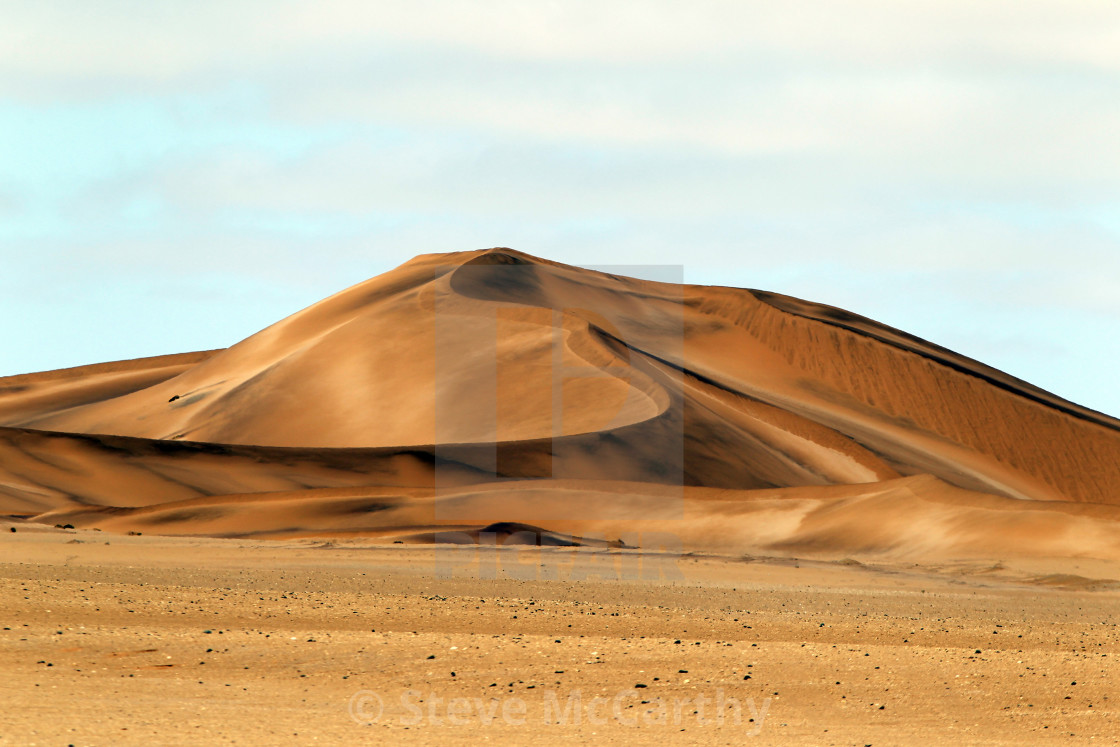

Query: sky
(2, 1), (1119, 415)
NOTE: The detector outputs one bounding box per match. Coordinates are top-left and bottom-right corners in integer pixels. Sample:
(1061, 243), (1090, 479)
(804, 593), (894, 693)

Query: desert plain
(3, 249), (1120, 744)
(3, 524), (1119, 745)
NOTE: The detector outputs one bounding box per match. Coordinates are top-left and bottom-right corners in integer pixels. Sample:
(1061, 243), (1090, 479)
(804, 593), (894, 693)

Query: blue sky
(2, 1), (1119, 415)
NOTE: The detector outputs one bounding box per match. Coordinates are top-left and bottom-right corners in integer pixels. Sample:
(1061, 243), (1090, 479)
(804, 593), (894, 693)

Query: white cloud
(2, 1), (1120, 411)
(5, 1), (1120, 77)
(4, 2), (1118, 191)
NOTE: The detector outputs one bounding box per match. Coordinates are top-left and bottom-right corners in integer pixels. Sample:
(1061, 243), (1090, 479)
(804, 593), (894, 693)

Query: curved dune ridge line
(4, 247), (1120, 561)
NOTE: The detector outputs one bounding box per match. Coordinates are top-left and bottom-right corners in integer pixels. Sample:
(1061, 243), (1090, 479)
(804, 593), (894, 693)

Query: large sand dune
(4, 248), (1120, 561)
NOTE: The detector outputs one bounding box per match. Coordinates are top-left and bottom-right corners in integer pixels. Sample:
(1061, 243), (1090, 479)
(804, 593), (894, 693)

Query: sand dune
(0, 350), (218, 425)
(3, 248), (1120, 561)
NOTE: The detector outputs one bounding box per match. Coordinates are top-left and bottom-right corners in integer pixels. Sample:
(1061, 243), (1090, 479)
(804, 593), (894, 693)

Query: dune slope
(3, 248), (1119, 560)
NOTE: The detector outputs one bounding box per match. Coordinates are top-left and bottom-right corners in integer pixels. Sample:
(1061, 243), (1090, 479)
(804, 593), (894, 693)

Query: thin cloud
(1, 1), (1118, 412)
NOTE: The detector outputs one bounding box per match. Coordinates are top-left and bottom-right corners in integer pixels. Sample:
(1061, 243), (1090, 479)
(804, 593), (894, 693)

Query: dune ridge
(3, 248), (1119, 561)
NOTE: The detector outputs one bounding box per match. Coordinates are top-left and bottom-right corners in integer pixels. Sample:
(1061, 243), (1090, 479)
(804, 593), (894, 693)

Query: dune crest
(3, 248), (1119, 560)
